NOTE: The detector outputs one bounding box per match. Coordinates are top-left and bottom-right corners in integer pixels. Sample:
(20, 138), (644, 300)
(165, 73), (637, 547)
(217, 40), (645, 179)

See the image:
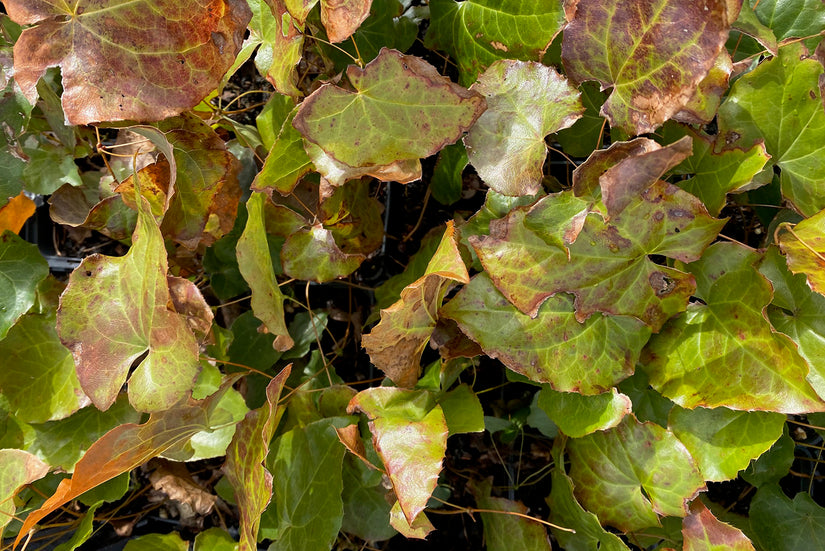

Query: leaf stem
(427, 495), (575, 533)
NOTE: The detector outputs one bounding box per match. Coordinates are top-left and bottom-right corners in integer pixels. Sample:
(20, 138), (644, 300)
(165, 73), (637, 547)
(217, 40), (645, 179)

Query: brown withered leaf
(149, 459), (217, 517)
(322, 0), (373, 43)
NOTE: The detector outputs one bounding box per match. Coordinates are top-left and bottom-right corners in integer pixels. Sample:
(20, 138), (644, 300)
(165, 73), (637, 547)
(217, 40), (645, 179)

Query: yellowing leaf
(682, 500), (755, 551)
(6, 0), (251, 124)
(0, 449), (49, 538)
(0, 192), (35, 234)
(778, 208), (825, 297)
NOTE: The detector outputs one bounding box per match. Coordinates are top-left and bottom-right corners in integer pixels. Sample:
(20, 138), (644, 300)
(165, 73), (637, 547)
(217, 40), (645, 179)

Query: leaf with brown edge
(778, 208), (825, 297)
(682, 500), (755, 551)
(562, 0), (739, 136)
(0, 449), (49, 537)
(293, 48), (486, 168)
(572, 139), (661, 200)
(362, 221), (469, 387)
(223, 366), (291, 551)
(167, 276), (214, 342)
(237, 192), (294, 351)
(673, 50), (733, 126)
(13, 382), (240, 549)
(305, 141), (422, 188)
(322, 0), (373, 43)
(347, 387), (447, 525)
(6, 0), (251, 125)
(57, 194), (199, 413)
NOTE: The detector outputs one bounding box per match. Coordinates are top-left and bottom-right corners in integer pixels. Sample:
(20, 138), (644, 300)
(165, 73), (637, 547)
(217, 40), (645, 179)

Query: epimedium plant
(1, 0), (825, 550)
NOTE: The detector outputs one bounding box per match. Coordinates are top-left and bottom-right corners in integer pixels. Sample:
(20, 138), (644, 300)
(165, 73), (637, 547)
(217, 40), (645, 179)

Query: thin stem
(427, 495), (575, 533)
(199, 355), (274, 379)
(402, 186), (432, 242)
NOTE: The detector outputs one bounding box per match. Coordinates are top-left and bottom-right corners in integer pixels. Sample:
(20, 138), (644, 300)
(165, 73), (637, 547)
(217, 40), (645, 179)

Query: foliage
(1, 0), (825, 550)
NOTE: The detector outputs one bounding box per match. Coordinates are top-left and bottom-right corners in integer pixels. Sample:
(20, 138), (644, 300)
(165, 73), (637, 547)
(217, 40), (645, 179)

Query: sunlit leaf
(194, 527), (239, 551)
(742, 427), (795, 488)
(718, 42), (825, 216)
(425, 0), (565, 86)
(644, 242), (825, 413)
(536, 387), (632, 438)
(470, 478), (552, 551)
(253, 106), (312, 196)
(5, 0), (251, 124)
(0, 192), (35, 234)
(362, 221), (468, 387)
(442, 273), (649, 393)
(348, 387), (447, 525)
(674, 50), (733, 126)
(321, 0), (372, 43)
(247, 0), (304, 97)
(389, 499), (434, 539)
(122, 532), (188, 551)
(293, 48), (485, 167)
(464, 60), (583, 196)
(777, 208), (825, 297)
(748, 485), (825, 551)
(682, 499), (755, 550)
(0, 449), (49, 538)
(0, 231), (49, 341)
(566, 416), (704, 532)
(562, 0), (738, 135)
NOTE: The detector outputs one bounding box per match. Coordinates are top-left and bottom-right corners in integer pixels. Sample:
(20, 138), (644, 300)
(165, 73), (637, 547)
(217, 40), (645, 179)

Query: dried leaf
(322, 0), (373, 43)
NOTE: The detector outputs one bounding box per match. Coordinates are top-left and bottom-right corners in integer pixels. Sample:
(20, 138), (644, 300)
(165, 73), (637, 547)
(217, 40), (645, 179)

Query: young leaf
(0, 231), (49, 340)
(777, 208), (825, 297)
(293, 48), (485, 168)
(223, 366), (290, 551)
(643, 242), (825, 413)
(562, 0), (738, 135)
(470, 478), (552, 551)
(682, 500), (755, 551)
(464, 60), (584, 197)
(57, 195), (200, 412)
(362, 221), (469, 387)
(424, 0), (565, 86)
(348, 387), (448, 525)
(0, 450), (49, 538)
(6, 0), (252, 124)
(536, 387), (632, 438)
(441, 273), (650, 393)
(566, 416), (705, 532)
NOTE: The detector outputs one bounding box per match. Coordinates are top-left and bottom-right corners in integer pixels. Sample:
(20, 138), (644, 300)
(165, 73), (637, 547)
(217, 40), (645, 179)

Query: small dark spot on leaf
(674, 227), (680, 233)
(811, 90), (817, 100)
(85, 270), (93, 277)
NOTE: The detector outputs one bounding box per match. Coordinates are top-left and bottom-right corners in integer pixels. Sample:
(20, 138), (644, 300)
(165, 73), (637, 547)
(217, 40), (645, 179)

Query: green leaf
(0, 231), (49, 340)
(470, 478), (552, 551)
(642, 242), (825, 413)
(123, 532), (189, 551)
(668, 406), (785, 482)
(237, 192), (294, 351)
(425, 0), (565, 87)
(464, 60), (583, 196)
(57, 195), (200, 412)
(742, 427), (795, 488)
(78, 471), (130, 506)
(340, 455), (397, 542)
(348, 387), (448, 525)
(567, 416), (704, 532)
(748, 0), (825, 49)
(430, 142), (468, 205)
(0, 449), (49, 538)
(282, 224), (365, 282)
(562, 0), (737, 135)
(253, 106), (313, 196)
(617, 370), (674, 427)
(682, 499), (756, 551)
(247, 0), (304, 97)
(473, 185), (723, 330)
(263, 418), (346, 551)
(5, 0), (251, 125)
(21, 141), (82, 195)
(227, 311), (282, 373)
(439, 383), (484, 435)
(554, 82), (608, 159)
(52, 502), (103, 551)
(194, 528), (239, 551)
(748, 485), (825, 551)
(223, 367), (290, 551)
(777, 209), (825, 298)
(718, 42), (825, 216)
(293, 48), (485, 167)
(536, 387), (632, 438)
(257, 93), (295, 151)
(442, 273), (649, 393)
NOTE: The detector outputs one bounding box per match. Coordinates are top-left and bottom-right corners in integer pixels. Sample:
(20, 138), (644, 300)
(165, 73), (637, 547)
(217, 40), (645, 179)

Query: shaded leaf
(748, 485), (825, 551)
(253, 106), (313, 196)
(52, 502), (102, 551)
(293, 48), (485, 167)
(718, 42), (825, 216)
(554, 82), (608, 159)
(536, 386), (632, 438)
(748, 0), (825, 49)
(21, 141), (82, 195)
(562, 0), (738, 135)
(223, 366), (290, 551)
(439, 383), (484, 435)
(0, 192), (35, 234)
(282, 224), (365, 282)
(247, 0), (304, 97)
(0, 449), (49, 537)
(6, 0), (251, 124)
(0, 230), (49, 340)
(642, 242), (825, 413)
(194, 527), (239, 551)
(149, 459), (217, 516)
(669, 406), (785, 482)
(430, 142), (468, 205)
(49, 180), (137, 242)
(777, 208), (825, 297)
(348, 387), (448, 524)
(464, 60), (583, 196)
(682, 499), (755, 551)
(742, 427), (795, 488)
(341, 455), (397, 541)
(57, 195), (200, 412)
(470, 478), (552, 551)
(442, 273), (649, 393)
(731, 4), (778, 56)
(123, 532), (188, 551)
(566, 416), (705, 532)
(425, 0), (565, 86)
(362, 221), (468, 387)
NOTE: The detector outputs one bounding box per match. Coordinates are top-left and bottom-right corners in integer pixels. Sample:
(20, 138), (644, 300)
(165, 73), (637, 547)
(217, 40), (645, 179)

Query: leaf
(554, 82), (609, 159)
(149, 459), (217, 516)
(247, 0), (305, 97)
(253, 106), (313, 196)
(777, 208), (825, 297)
(263, 418), (346, 551)
(561, 0), (738, 135)
(49, 181), (137, 242)
(682, 500), (755, 551)
(0, 192), (35, 234)
(362, 221), (468, 387)
(673, 49), (734, 125)
(340, 455), (397, 542)
(0, 313), (88, 423)
(748, 485), (825, 551)
(321, 0), (372, 43)
(717, 42), (825, 216)
(194, 528), (239, 551)
(642, 242), (825, 413)
(293, 48), (485, 167)
(742, 427), (795, 488)
(237, 192), (294, 352)
(123, 532), (188, 551)
(472, 185), (723, 331)
(389, 499), (434, 539)
(424, 0), (566, 86)
(0, 449), (49, 537)
(566, 416), (705, 532)
(227, 311), (282, 373)
(281, 224), (365, 282)
(52, 501), (102, 551)
(470, 478), (552, 551)
(439, 383), (484, 435)
(463, 60), (584, 196)
(348, 387), (448, 525)
(6, 0), (251, 125)
(430, 142), (468, 205)
(441, 273), (650, 393)
(731, 4), (778, 56)
(536, 387), (632, 438)
(668, 406), (785, 482)
(748, 0), (825, 49)
(306, 142), (423, 188)
(223, 366), (290, 551)
(21, 141), (83, 195)
(14, 384), (239, 547)
(0, 231), (49, 340)
(57, 195), (200, 412)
